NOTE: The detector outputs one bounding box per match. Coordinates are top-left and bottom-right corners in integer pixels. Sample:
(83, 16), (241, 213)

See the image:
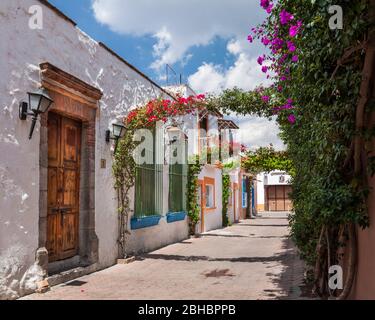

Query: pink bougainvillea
(246, 2), (303, 125)
(288, 114), (296, 124)
(280, 9), (294, 25)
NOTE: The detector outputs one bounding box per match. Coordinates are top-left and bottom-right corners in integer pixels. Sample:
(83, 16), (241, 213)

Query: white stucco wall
(255, 171), (292, 212)
(198, 166), (223, 232)
(0, 0), (188, 299)
(263, 171), (291, 186)
(227, 169), (240, 224)
(256, 173), (266, 209)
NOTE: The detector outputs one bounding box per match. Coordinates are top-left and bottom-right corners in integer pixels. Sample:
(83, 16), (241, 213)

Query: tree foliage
(210, 0), (374, 298)
(222, 174), (231, 227)
(242, 145), (294, 175)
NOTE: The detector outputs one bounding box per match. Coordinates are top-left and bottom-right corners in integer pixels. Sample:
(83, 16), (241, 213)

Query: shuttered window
(168, 164), (187, 213)
(134, 127), (163, 218)
(168, 137), (188, 213)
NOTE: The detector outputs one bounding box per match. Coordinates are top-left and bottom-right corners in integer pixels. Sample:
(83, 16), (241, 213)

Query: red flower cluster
(126, 94), (207, 129)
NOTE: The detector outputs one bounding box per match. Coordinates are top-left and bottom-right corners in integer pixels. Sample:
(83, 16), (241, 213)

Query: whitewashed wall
(0, 0), (186, 299)
(256, 173), (266, 211)
(227, 169), (240, 224)
(198, 166), (223, 232)
(263, 171), (291, 186)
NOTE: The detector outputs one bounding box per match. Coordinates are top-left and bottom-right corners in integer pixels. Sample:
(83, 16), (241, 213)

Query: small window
(242, 192), (248, 208)
(205, 184), (215, 208)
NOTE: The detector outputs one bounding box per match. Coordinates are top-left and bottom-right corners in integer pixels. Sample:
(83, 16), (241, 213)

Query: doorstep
(47, 263), (98, 287)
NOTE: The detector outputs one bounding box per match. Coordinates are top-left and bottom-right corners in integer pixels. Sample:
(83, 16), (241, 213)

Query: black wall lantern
(106, 123), (126, 153)
(19, 88), (54, 139)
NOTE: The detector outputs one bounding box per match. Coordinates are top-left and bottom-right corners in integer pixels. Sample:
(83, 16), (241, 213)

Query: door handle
(60, 208), (71, 214)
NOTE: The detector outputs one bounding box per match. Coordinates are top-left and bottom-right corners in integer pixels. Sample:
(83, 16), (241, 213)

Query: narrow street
(22, 212), (309, 300)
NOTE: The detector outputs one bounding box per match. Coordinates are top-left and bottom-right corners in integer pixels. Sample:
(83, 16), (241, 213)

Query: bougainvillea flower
(257, 55), (265, 65)
(287, 41), (296, 52)
(271, 37), (284, 50)
(280, 9), (294, 25)
(247, 35), (253, 43)
(292, 55), (299, 62)
(266, 4), (274, 14)
(261, 66), (268, 73)
(260, 0), (270, 9)
(280, 104), (293, 110)
(261, 37), (271, 46)
(288, 114), (296, 124)
(261, 95), (270, 103)
(289, 25), (298, 37)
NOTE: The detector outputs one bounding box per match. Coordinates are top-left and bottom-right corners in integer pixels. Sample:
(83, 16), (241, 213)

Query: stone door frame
(37, 62), (102, 273)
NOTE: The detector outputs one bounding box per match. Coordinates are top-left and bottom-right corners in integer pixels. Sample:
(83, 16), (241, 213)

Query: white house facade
(255, 171), (292, 212)
(0, 0), (251, 299)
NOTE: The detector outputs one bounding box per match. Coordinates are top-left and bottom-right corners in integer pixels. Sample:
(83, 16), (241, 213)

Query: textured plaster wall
(0, 0), (178, 299)
(263, 170), (291, 186)
(199, 166), (223, 232)
(227, 169), (240, 224)
(256, 174), (265, 209)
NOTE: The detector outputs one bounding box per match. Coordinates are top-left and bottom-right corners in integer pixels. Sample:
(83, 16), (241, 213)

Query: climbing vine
(113, 129), (137, 259)
(242, 145), (294, 175)
(222, 173), (231, 227)
(113, 95), (209, 253)
(210, 0), (374, 299)
(187, 155), (204, 235)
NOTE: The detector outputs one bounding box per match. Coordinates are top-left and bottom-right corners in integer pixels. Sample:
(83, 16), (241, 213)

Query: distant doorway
(265, 185), (293, 211)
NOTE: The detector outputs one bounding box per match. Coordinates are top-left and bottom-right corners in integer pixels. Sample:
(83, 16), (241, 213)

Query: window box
(166, 212), (187, 223)
(131, 215), (162, 230)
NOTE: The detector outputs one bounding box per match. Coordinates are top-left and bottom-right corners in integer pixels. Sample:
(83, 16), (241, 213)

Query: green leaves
(186, 156), (204, 234)
(210, 0), (370, 267)
(222, 174), (231, 227)
(242, 146), (294, 175)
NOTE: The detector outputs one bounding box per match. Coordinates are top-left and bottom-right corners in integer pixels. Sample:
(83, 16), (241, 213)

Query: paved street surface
(22, 212), (310, 300)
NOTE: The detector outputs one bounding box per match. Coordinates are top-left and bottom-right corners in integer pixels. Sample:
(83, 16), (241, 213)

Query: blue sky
(48, 0), (284, 149)
(48, 0), (264, 87)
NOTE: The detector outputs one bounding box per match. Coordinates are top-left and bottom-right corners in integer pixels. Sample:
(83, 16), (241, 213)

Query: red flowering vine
(125, 94), (207, 129)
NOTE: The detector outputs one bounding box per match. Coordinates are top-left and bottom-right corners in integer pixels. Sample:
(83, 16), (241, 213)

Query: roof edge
(38, 0), (77, 26)
(37, 0), (175, 101)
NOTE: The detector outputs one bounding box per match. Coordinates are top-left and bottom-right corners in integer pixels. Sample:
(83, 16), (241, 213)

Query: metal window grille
(134, 127), (163, 218)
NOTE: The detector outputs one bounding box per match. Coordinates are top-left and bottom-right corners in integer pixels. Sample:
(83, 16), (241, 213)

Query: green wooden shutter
(134, 125), (163, 217)
(168, 139), (188, 213)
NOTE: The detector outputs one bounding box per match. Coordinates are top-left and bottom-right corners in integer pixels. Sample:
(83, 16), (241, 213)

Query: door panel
(63, 170), (78, 206)
(47, 113), (81, 262)
(47, 168), (58, 206)
(266, 185), (293, 212)
(47, 212), (59, 259)
(61, 210), (78, 258)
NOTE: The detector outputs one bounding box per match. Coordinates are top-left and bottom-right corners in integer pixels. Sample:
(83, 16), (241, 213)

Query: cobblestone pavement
(22, 212), (311, 300)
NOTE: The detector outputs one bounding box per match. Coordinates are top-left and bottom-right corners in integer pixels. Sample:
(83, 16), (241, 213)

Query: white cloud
(188, 40), (271, 94)
(239, 117), (286, 150)
(92, 0), (283, 149)
(92, 0), (266, 71)
(188, 64), (225, 94)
